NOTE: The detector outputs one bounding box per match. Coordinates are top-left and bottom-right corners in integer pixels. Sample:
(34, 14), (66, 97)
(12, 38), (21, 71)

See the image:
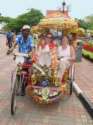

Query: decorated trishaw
(11, 4), (78, 115)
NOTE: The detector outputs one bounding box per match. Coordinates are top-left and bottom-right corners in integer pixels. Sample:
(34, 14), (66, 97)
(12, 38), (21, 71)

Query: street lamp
(62, 1), (66, 13)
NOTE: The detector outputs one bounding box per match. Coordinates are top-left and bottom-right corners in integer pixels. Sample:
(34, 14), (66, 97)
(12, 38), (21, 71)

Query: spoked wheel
(11, 81), (17, 115)
(11, 76), (20, 115)
(66, 64), (75, 96)
(66, 79), (73, 96)
(69, 79), (73, 95)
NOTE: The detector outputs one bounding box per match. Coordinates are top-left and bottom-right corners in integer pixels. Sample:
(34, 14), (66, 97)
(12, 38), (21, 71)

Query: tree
(0, 16), (13, 23)
(85, 15), (93, 30)
(78, 19), (90, 29)
(3, 9), (44, 32)
(76, 17), (93, 30)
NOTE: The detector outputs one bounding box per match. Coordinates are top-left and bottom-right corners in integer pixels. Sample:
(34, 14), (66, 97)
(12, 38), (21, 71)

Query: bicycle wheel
(11, 77), (18, 115)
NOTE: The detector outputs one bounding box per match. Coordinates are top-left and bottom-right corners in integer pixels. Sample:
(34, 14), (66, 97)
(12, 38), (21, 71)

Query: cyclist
(6, 30), (14, 50)
(10, 25), (34, 96)
(10, 25), (33, 54)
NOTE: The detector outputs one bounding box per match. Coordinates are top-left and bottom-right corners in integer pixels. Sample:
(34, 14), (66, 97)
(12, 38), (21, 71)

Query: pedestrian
(71, 33), (83, 62)
(6, 30), (14, 49)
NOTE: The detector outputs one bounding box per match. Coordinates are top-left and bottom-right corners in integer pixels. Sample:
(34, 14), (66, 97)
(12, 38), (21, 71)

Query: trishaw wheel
(66, 79), (73, 96)
(69, 80), (73, 95)
(11, 80), (17, 115)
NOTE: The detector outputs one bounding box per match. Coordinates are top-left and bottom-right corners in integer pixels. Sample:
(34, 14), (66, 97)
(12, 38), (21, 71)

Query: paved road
(76, 58), (93, 104)
(0, 35), (93, 125)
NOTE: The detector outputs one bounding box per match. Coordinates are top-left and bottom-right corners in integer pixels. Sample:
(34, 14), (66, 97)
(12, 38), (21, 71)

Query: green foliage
(78, 19), (90, 29)
(1, 8), (44, 32)
(85, 15), (93, 30)
(0, 16), (13, 23)
(76, 15), (93, 30)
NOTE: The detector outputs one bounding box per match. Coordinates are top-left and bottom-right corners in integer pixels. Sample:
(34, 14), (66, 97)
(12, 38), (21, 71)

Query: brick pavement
(0, 35), (93, 125)
(75, 59), (93, 104)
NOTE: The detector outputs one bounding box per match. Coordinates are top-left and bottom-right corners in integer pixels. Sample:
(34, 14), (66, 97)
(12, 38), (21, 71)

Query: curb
(73, 81), (93, 118)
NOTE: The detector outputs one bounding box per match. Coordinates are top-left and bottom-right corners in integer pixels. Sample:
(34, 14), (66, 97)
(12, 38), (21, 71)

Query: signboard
(46, 10), (69, 18)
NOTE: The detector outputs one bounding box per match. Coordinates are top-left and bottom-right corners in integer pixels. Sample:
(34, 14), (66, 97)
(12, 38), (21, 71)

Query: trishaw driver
(10, 25), (34, 96)
(10, 25), (33, 54)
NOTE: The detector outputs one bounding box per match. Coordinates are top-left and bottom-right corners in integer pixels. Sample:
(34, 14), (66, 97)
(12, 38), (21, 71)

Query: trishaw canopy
(38, 10), (78, 31)
(70, 28), (85, 36)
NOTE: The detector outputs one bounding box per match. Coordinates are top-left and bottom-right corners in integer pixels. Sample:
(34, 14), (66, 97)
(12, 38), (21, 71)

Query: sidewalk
(75, 58), (93, 104)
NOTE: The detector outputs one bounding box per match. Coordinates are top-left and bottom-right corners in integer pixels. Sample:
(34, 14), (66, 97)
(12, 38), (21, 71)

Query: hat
(22, 25), (30, 30)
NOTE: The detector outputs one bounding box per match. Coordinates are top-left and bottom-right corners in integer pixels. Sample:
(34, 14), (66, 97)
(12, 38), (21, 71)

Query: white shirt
(57, 45), (71, 60)
(38, 45), (51, 67)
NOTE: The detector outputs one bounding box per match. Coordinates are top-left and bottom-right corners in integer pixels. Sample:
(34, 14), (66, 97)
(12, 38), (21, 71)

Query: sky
(0, 0), (93, 19)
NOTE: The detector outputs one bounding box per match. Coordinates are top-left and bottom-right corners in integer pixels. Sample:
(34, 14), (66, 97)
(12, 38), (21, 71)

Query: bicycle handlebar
(13, 52), (29, 58)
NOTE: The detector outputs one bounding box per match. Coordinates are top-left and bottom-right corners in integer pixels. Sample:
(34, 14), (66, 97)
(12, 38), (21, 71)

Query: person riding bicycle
(6, 30), (14, 50)
(10, 25), (34, 96)
(10, 25), (33, 54)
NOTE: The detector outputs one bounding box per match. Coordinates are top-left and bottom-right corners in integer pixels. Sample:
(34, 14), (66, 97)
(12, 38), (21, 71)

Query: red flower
(83, 43), (93, 52)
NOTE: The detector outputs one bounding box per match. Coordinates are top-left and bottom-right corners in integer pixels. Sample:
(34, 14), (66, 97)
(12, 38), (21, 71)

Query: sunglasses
(22, 29), (30, 32)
